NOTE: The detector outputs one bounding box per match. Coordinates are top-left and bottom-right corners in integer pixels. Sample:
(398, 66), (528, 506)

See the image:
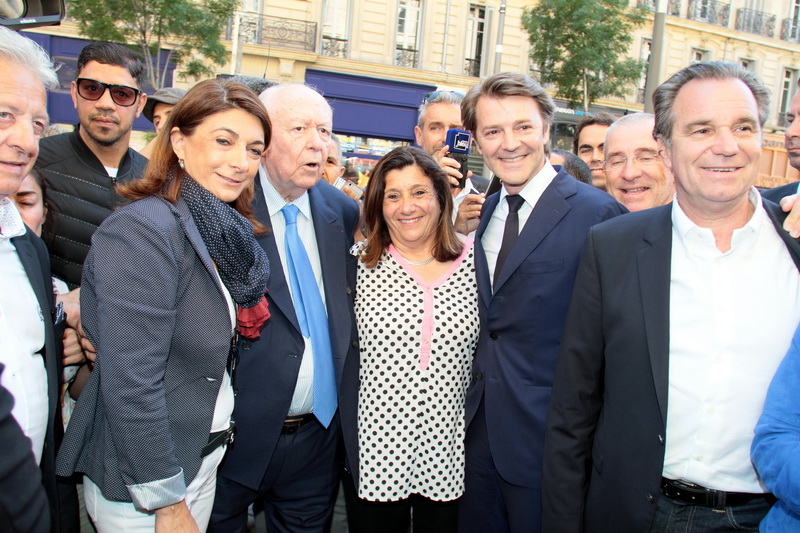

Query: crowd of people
(5, 24), (800, 533)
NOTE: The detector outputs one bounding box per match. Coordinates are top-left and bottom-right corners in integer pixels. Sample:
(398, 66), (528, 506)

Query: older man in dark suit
(0, 26), (76, 533)
(210, 83), (360, 532)
(456, 72), (625, 533)
(543, 62), (800, 533)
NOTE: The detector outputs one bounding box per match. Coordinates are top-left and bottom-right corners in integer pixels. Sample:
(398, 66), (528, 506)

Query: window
(464, 4), (487, 77)
(637, 38), (652, 104)
(740, 58), (755, 72)
(395, 0), (422, 68)
(779, 68), (798, 126)
(691, 48), (709, 64)
(322, 0), (350, 57)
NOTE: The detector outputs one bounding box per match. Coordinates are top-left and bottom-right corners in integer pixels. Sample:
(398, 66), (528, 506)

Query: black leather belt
(282, 413), (316, 434)
(202, 422), (236, 458)
(661, 478), (775, 508)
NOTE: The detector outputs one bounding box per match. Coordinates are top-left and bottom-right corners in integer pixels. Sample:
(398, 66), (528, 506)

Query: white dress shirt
(663, 188), (800, 492)
(0, 199), (48, 465)
(259, 166), (327, 416)
(481, 162), (558, 288)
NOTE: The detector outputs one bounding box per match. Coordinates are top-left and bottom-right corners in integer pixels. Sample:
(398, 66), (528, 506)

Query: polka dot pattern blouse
(352, 239), (479, 502)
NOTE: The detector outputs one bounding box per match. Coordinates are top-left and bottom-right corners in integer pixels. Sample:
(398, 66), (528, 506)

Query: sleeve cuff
(127, 469), (186, 511)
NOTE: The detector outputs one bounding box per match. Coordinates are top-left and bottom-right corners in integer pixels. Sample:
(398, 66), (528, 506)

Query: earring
(178, 159), (185, 170)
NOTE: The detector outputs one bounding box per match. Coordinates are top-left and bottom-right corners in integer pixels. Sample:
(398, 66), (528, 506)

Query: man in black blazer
(457, 72), (625, 533)
(0, 27), (76, 533)
(209, 83), (360, 532)
(543, 62), (800, 533)
(762, 77), (800, 205)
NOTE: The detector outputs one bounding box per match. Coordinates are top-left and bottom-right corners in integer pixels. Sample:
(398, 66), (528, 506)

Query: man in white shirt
(543, 62), (800, 533)
(209, 83), (360, 532)
(0, 26), (75, 533)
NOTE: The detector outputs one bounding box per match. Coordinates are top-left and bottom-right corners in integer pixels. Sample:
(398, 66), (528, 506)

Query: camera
(445, 128), (471, 189)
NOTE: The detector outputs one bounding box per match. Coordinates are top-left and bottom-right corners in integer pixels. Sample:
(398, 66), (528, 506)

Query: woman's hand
(154, 500), (200, 533)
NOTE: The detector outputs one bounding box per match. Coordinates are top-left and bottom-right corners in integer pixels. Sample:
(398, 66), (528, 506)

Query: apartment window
(637, 38), (652, 104)
(740, 58), (755, 72)
(322, 0), (350, 57)
(779, 68), (798, 126)
(691, 48), (709, 63)
(464, 5), (487, 77)
(395, 0), (422, 68)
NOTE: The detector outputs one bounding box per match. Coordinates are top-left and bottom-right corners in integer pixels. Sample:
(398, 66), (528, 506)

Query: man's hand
(781, 194), (800, 238)
(57, 288), (81, 330)
(433, 145), (464, 188)
(155, 500), (200, 533)
(62, 328), (86, 366)
(454, 193), (485, 236)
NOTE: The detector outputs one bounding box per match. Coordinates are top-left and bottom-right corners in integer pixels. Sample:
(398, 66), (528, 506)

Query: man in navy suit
(210, 83), (360, 532)
(456, 72), (625, 533)
(543, 62), (800, 533)
(0, 27), (76, 532)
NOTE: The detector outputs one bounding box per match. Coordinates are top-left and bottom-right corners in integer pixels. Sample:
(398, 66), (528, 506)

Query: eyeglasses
(76, 78), (141, 107)
(422, 90), (465, 105)
(604, 151), (662, 172)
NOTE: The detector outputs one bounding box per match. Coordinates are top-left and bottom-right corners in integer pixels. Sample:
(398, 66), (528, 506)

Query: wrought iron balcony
(735, 7), (775, 37)
(321, 36), (348, 58)
(395, 47), (419, 68)
(687, 0), (730, 27)
(225, 14), (316, 52)
(465, 58), (481, 77)
(782, 18), (800, 43)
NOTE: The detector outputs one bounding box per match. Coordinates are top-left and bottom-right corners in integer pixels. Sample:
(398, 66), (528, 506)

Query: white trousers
(84, 444), (225, 532)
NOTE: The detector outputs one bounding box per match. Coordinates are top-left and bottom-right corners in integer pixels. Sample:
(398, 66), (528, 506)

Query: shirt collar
(498, 161), (558, 208)
(259, 165), (312, 221)
(0, 198), (27, 241)
(672, 187), (763, 255)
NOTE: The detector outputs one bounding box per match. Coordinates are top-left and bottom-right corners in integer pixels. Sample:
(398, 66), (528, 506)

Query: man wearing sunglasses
(36, 42), (148, 291)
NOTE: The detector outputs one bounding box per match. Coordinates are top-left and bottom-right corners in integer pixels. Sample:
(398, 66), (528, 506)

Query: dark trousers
(341, 471), (458, 533)
(650, 491), (774, 533)
(458, 400), (541, 533)
(208, 417), (341, 533)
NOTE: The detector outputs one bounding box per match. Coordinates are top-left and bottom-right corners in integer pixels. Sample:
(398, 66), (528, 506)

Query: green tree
(522, 0), (647, 112)
(67, 0), (239, 89)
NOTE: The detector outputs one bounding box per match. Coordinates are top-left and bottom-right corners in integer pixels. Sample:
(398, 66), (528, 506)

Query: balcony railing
(321, 36), (348, 58)
(638, 0), (681, 15)
(781, 18), (800, 43)
(225, 14), (316, 52)
(395, 47), (419, 68)
(465, 58), (481, 77)
(735, 7), (775, 37)
(687, 0), (730, 27)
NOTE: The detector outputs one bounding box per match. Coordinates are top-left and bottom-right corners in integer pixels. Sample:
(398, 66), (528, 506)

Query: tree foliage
(67, 0), (238, 89)
(522, 0), (648, 112)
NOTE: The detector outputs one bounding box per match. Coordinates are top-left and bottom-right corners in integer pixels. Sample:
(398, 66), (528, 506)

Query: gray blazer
(56, 195), (235, 510)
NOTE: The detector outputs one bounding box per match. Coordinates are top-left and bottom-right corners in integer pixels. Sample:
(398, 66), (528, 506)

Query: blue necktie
(281, 205), (337, 427)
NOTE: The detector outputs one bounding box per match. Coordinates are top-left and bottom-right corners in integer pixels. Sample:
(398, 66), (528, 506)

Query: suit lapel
(173, 198), (226, 298)
(764, 201), (800, 271)
(637, 205), (673, 426)
(492, 173), (573, 294)
(475, 192), (499, 308)
(309, 186), (350, 378)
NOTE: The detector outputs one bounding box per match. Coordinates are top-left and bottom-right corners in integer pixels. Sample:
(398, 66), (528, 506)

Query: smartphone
(445, 128), (471, 188)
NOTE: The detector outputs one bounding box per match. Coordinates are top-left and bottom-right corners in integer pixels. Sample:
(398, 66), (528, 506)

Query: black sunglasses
(422, 90), (465, 105)
(76, 78), (141, 107)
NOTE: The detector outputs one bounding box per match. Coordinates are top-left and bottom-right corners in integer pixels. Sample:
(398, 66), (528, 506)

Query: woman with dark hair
(56, 78), (271, 532)
(344, 146), (479, 532)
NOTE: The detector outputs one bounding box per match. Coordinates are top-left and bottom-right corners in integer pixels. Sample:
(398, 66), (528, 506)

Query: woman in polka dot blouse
(344, 146), (479, 532)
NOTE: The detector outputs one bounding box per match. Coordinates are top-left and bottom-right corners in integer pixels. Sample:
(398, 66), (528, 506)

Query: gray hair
(418, 90), (464, 128)
(329, 133), (343, 162)
(462, 72), (555, 133)
(653, 61), (769, 147)
(605, 112), (656, 146)
(0, 27), (58, 90)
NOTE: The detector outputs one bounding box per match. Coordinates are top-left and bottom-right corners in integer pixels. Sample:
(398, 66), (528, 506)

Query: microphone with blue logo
(445, 128), (472, 189)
